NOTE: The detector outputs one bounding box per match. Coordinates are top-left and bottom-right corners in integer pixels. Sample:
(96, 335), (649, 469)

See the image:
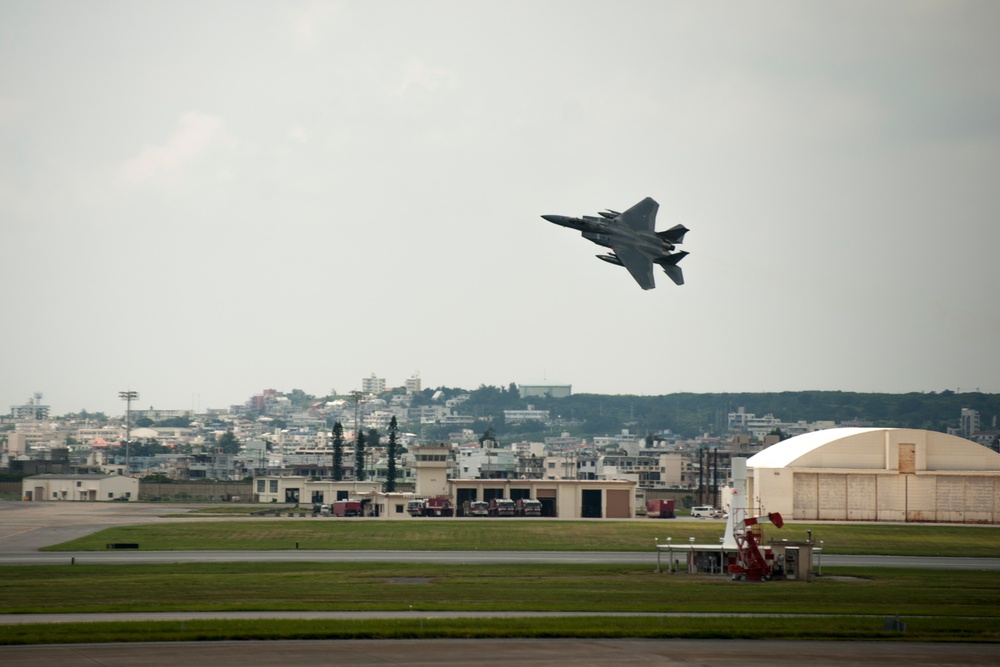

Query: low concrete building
(23, 473), (138, 502)
(450, 478), (635, 518)
(253, 476), (381, 505)
(367, 491), (422, 519)
(747, 427), (1000, 523)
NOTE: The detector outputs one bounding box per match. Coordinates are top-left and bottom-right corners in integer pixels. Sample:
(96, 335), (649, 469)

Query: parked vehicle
(464, 500), (490, 517)
(423, 496), (454, 517)
(690, 505), (721, 518)
(645, 499), (675, 519)
(406, 497), (454, 517)
(516, 498), (542, 517)
(488, 498), (516, 517)
(332, 501), (362, 517)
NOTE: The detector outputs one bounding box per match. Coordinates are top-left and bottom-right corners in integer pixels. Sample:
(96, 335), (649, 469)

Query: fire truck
(406, 497), (454, 517)
(516, 498), (542, 516)
(463, 500), (490, 517)
(423, 496), (454, 517)
(488, 498), (516, 517)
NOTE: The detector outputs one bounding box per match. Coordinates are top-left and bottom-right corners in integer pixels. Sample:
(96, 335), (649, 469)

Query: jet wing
(614, 244), (656, 290)
(617, 197), (658, 232)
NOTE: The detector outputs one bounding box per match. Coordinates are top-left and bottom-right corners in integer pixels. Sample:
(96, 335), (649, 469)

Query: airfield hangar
(746, 427), (1000, 523)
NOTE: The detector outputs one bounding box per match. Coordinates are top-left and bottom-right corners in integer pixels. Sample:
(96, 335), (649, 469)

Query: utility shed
(746, 428), (1000, 523)
(23, 473), (138, 502)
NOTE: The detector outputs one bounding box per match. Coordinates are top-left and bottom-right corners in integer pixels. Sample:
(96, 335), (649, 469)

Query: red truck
(516, 498), (542, 517)
(406, 497), (454, 517)
(645, 499), (676, 519)
(489, 498), (516, 517)
(423, 496), (454, 517)
(332, 500), (362, 517)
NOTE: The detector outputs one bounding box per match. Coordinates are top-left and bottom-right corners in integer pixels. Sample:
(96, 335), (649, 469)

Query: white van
(690, 506), (719, 518)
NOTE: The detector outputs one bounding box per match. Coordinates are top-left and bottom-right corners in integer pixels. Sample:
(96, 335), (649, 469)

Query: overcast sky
(2, 1), (999, 416)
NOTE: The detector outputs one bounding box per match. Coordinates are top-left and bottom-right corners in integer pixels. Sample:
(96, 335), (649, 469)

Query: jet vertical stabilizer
(654, 251), (688, 286)
(657, 223), (688, 246)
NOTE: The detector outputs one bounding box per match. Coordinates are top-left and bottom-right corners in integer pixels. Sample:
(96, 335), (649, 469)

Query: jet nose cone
(542, 214), (570, 225)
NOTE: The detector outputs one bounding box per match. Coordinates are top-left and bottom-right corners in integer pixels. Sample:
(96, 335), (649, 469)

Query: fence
(139, 481), (254, 502)
(1, 480), (254, 502)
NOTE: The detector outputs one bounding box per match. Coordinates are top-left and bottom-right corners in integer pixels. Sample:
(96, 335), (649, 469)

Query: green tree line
(427, 387), (1000, 441)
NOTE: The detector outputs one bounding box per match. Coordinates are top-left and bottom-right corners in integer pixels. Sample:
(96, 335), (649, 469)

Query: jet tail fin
(654, 251), (688, 286)
(656, 224), (688, 245)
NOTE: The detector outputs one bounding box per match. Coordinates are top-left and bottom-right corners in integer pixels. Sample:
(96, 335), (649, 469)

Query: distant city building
(961, 408), (981, 439)
(728, 407), (836, 438)
(10, 393), (49, 421)
(728, 408), (780, 436)
(519, 383), (571, 399)
(362, 374), (386, 394)
(405, 374), (422, 395)
(503, 408), (551, 423)
(131, 409), (193, 422)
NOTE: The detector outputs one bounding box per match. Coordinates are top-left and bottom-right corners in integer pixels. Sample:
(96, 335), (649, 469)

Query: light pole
(119, 390), (138, 475)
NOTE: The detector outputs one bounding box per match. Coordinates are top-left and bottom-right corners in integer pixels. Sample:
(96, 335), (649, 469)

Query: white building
(518, 383), (571, 399)
(362, 374), (386, 394)
(23, 473), (138, 502)
(254, 477), (381, 505)
(746, 427), (1000, 523)
(961, 408), (981, 439)
(503, 408), (550, 423)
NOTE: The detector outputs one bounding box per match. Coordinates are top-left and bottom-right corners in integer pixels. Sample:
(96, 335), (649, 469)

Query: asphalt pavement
(2, 639), (999, 667)
(2, 501), (998, 665)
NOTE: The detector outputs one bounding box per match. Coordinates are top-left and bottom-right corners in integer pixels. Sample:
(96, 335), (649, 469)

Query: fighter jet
(542, 197), (689, 290)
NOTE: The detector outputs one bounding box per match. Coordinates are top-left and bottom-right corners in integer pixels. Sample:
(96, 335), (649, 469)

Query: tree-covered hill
(448, 387), (1000, 441)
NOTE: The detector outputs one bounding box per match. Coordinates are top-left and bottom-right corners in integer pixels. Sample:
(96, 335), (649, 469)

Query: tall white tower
(412, 444), (452, 497)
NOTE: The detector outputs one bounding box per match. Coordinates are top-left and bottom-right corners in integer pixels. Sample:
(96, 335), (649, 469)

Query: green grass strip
(3, 563), (998, 618)
(2, 615), (998, 645)
(42, 520), (1000, 557)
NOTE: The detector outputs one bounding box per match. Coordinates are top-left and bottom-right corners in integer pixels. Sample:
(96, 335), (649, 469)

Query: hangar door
(581, 489), (602, 518)
(605, 489), (631, 518)
(536, 488), (557, 517)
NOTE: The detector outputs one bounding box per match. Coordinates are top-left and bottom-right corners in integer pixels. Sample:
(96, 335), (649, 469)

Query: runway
(2, 501), (998, 570)
(1, 502), (998, 664)
(2, 639), (998, 667)
(2, 548), (999, 570)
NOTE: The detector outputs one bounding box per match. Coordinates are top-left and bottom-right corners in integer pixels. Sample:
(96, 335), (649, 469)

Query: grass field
(2, 562), (999, 644)
(44, 518), (1000, 557)
(7, 518), (1000, 645)
(4, 615), (998, 645)
(3, 562), (999, 616)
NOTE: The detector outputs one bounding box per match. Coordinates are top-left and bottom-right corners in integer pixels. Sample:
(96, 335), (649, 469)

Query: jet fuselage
(541, 197), (689, 289)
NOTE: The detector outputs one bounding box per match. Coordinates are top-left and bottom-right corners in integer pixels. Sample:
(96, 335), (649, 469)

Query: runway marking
(0, 526), (40, 542)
